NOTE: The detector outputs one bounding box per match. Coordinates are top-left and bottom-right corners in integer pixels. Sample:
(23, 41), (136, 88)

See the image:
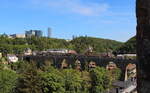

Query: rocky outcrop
(136, 0), (150, 92)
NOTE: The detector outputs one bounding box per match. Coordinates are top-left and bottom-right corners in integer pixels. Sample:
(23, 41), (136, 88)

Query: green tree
(71, 36), (122, 53)
(90, 67), (112, 93)
(81, 71), (91, 93)
(62, 69), (82, 93)
(115, 36), (136, 54)
(16, 63), (42, 93)
(108, 68), (121, 81)
(40, 68), (65, 93)
(0, 69), (18, 93)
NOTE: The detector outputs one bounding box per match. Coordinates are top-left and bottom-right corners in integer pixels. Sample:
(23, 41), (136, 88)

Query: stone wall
(136, 0), (150, 92)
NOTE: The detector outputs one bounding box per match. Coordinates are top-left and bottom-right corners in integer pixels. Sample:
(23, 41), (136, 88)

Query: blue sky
(0, 0), (136, 42)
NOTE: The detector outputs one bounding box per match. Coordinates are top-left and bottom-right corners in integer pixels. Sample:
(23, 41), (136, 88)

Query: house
(125, 63), (136, 81)
(10, 34), (25, 38)
(99, 52), (114, 58)
(7, 54), (18, 63)
(124, 54), (136, 59)
(109, 63), (137, 93)
(47, 49), (69, 54)
(0, 53), (2, 58)
(68, 50), (77, 54)
(117, 54), (125, 59)
(111, 79), (137, 93)
(84, 46), (93, 55)
(24, 48), (32, 55)
(117, 54), (136, 59)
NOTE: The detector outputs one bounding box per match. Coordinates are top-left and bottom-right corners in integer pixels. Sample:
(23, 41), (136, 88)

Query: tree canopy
(0, 60), (121, 93)
(0, 69), (18, 93)
(71, 36), (122, 53)
(115, 36), (136, 54)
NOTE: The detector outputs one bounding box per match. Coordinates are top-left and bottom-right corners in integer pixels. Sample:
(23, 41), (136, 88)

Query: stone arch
(75, 59), (81, 70)
(44, 58), (54, 67)
(88, 61), (97, 69)
(106, 61), (117, 70)
(61, 59), (68, 69)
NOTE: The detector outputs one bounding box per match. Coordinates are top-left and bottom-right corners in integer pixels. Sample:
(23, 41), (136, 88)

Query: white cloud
(31, 0), (109, 16)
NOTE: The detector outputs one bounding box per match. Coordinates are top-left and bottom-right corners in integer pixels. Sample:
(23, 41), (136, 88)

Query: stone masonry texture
(136, 0), (150, 93)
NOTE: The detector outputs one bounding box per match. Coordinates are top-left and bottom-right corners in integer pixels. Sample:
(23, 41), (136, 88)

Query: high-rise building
(25, 30), (42, 38)
(35, 30), (42, 37)
(48, 28), (51, 38)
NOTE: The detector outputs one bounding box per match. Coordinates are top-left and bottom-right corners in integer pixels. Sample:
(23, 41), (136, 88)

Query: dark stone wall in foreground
(136, 0), (150, 92)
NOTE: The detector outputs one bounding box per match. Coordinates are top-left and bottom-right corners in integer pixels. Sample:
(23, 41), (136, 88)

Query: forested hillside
(71, 36), (123, 53)
(0, 36), (69, 54)
(115, 36), (136, 54)
(0, 35), (123, 54)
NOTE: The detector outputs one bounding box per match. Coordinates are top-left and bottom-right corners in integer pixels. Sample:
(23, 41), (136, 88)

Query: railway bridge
(24, 54), (136, 80)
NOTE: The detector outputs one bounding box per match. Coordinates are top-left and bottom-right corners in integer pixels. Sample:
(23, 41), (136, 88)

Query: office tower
(48, 28), (51, 38)
(25, 30), (43, 38)
(35, 30), (42, 37)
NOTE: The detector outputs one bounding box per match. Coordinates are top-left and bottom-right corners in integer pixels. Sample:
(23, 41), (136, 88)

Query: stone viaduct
(24, 54), (136, 80)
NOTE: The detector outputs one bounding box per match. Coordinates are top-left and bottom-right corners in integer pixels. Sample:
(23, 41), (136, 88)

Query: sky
(0, 0), (136, 42)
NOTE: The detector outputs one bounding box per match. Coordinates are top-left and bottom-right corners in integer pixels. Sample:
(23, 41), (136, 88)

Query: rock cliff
(136, 0), (150, 92)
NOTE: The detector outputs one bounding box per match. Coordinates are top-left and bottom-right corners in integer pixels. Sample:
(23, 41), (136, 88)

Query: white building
(124, 54), (136, 57)
(117, 54), (136, 59)
(9, 34), (25, 38)
(125, 63), (136, 81)
(7, 54), (18, 63)
(0, 53), (2, 58)
(24, 48), (32, 56)
(47, 49), (69, 54)
(117, 54), (125, 59)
